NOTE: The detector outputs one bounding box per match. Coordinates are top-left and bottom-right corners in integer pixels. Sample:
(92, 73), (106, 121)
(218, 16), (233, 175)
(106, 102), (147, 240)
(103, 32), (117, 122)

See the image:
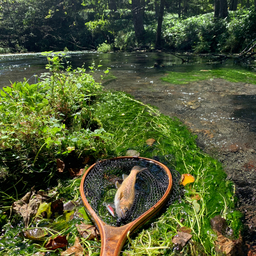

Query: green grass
(162, 67), (256, 84)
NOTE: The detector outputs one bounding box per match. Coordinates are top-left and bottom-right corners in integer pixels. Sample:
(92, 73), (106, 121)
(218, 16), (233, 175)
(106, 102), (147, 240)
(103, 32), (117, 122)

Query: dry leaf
(45, 235), (68, 250)
(57, 159), (65, 173)
(76, 223), (99, 240)
(215, 232), (243, 256)
(146, 138), (156, 146)
(125, 150), (140, 157)
(178, 226), (192, 234)
(210, 215), (227, 234)
(61, 237), (83, 256)
(180, 174), (195, 186)
(82, 156), (90, 165)
(63, 201), (77, 211)
(24, 228), (48, 241)
(12, 188), (47, 227)
(191, 194), (201, 200)
(172, 231), (192, 248)
(51, 199), (64, 216)
(68, 168), (84, 177)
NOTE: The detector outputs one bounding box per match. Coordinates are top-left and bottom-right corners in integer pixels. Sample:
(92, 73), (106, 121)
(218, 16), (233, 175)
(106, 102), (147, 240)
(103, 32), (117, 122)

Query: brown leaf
(191, 194), (201, 200)
(51, 199), (64, 216)
(210, 215), (227, 234)
(61, 237), (84, 256)
(57, 159), (65, 173)
(68, 168), (84, 177)
(76, 223), (99, 240)
(178, 226), (192, 234)
(82, 156), (90, 165)
(12, 188), (47, 227)
(215, 232), (243, 256)
(45, 235), (68, 250)
(172, 231), (192, 248)
(146, 138), (156, 146)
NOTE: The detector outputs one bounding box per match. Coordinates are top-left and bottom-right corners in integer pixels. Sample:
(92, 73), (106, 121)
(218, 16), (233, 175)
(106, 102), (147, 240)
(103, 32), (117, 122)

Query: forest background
(1, 0), (256, 54)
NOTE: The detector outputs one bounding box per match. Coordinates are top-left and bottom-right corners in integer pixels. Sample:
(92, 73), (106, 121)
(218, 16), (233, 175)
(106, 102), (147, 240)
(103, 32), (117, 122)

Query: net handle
(80, 156), (173, 256)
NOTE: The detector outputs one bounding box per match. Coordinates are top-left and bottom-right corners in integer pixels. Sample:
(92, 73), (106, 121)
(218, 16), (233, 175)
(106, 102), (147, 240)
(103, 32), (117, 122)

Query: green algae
(162, 67), (256, 84)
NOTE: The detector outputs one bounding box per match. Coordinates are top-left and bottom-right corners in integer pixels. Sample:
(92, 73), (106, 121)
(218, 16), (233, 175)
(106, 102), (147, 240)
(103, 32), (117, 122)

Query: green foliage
(97, 42), (112, 52)
(0, 52), (108, 189)
(163, 9), (256, 53)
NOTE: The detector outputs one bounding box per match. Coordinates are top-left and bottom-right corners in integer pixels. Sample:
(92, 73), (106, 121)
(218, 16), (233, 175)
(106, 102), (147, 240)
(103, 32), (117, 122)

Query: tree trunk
(229, 0), (238, 10)
(219, 0), (228, 18)
(214, 0), (228, 18)
(132, 0), (145, 43)
(155, 0), (165, 49)
(214, 0), (220, 18)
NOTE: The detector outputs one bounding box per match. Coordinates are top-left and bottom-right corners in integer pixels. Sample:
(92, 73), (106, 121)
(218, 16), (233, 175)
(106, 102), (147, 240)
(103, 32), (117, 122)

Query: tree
(214, 0), (228, 18)
(155, 0), (165, 49)
(229, 0), (238, 11)
(132, 0), (145, 42)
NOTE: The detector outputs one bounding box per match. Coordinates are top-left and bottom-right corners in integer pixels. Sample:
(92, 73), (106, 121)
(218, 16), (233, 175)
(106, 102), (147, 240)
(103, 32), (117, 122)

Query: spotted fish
(114, 166), (147, 219)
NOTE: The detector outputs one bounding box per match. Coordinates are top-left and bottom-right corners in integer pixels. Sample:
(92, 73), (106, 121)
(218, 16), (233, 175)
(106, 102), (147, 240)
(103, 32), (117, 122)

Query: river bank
(104, 73), (256, 253)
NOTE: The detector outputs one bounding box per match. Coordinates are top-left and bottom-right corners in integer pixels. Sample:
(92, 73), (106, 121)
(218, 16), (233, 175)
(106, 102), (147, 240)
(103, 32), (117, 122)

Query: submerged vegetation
(0, 53), (243, 255)
(162, 67), (256, 84)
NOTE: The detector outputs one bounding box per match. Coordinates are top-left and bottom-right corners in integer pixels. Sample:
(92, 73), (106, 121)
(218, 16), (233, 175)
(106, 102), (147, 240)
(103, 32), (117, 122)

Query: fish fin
(115, 181), (121, 189)
(119, 191), (124, 200)
(122, 174), (128, 180)
(131, 166), (147, 174)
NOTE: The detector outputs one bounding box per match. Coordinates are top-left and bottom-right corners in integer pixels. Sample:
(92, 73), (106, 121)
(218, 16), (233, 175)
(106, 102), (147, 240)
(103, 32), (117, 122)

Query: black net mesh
(82, 157), (181, 226)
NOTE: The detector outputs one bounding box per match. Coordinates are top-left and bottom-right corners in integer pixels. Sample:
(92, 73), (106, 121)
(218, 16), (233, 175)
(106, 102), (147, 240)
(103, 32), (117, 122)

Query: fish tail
(131, 166), (147, 174)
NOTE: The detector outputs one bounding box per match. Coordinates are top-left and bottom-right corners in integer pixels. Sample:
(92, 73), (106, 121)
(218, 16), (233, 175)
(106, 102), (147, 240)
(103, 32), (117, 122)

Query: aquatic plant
(162, 67), (256, 84)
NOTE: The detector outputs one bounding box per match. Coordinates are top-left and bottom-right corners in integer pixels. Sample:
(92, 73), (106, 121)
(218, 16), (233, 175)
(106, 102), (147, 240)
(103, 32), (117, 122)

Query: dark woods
(0, 0), (256, 53)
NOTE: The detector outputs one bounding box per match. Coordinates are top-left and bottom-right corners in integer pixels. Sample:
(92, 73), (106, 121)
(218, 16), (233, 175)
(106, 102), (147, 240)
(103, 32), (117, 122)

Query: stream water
(1, 51), (256, 252)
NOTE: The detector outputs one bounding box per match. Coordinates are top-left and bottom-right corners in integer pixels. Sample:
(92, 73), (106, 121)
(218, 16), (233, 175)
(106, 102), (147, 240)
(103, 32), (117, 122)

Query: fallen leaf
(146, 138), (156, 146)
(36, 202), (52, 219)
(192, 200), (200, 213)
(82, 156), (90, 165)
(45, 235), (68, 250)
(12, 188), (47, 227)
(68, 168), (84, 177)
(178, 226), (192, 234)
(57, 159), (65, 173)
(51, 199), (64, 217)
(76, 223), (99, 240)
(215, 232), (243, 256)
(63, 201), (77, 211)
(191, 194), (201, 200)
(125, 149), (140, 157)
(180, 174), (195, 186)
(172, 231), (192, 248)
(210, 215), (227, 234)
(61, 236), (83, 256)
(23, 228), (48, 241)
